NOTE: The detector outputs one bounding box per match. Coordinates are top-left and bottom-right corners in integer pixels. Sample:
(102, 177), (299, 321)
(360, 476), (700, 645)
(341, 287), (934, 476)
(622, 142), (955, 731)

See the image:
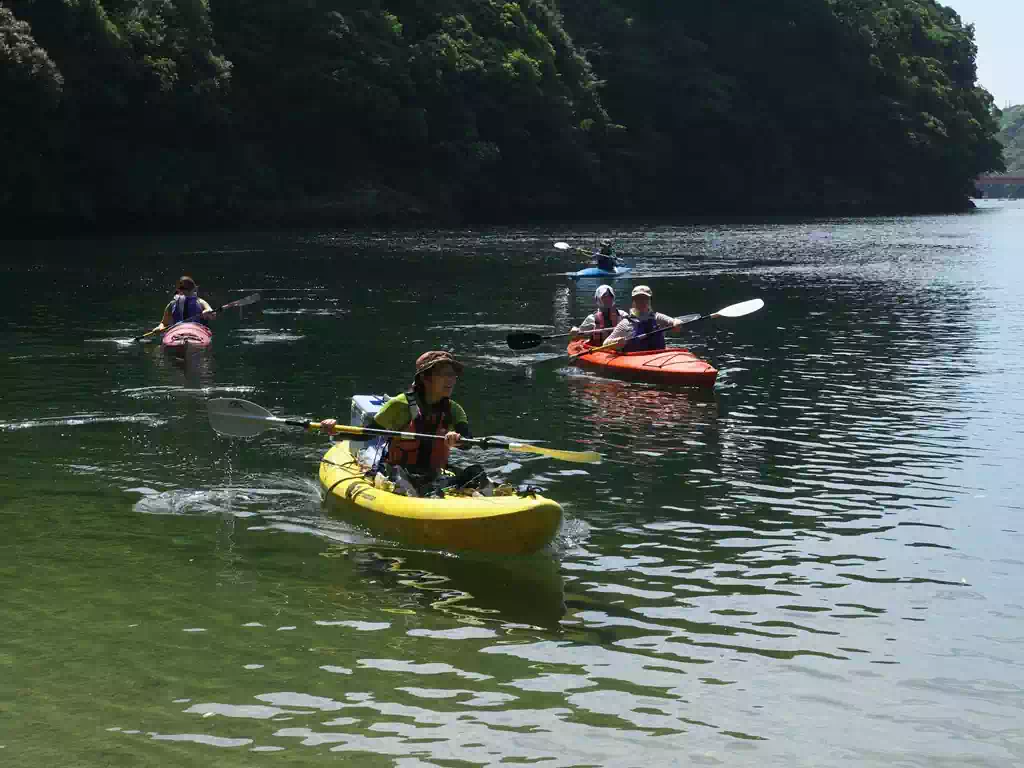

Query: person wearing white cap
(571, 284), (630, 345)
(603, 285), (685, 352)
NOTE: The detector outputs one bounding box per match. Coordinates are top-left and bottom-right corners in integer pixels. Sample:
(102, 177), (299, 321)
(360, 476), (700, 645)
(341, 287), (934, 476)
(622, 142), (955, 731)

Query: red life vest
(386, 392), (452, 471)
(590, 307), (622, 345)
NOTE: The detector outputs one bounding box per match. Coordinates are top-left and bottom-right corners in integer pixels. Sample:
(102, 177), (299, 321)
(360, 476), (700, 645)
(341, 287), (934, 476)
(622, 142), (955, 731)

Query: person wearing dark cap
(319, 351), (484, 494)
(603, 285), (685, 352)
(150, 275), (217, 335)
(570, 284), (630, 345)
(591, 238), (619, 272)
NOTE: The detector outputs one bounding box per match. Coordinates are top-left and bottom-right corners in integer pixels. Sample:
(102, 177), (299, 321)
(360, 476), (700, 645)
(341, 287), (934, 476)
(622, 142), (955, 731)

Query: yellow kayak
(318, 442), (563, 555)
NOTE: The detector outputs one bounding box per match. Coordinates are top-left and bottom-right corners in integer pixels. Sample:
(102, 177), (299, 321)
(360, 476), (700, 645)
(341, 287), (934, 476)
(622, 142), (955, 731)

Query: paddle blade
(508, 443), (602, 464)
(711, 298), (764, 318)
(675, 313), (702, 326)
(222, 293), (261, 310)
(207, 397), (276, 437)
(554, 241), (572, 250)
(507, 332), (545, 350)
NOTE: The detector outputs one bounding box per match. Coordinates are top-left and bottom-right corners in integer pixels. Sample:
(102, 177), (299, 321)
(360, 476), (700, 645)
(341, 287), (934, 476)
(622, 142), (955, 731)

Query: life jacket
(596, 254), (616, 272)
(590, 307), (621, 345)
(171, 295), (206, 326)
(622, 313), (665, 352)
(386, 391), (453, 471)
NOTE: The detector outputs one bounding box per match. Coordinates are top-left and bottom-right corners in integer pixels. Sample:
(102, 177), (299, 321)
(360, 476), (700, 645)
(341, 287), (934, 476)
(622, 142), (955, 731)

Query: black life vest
(622, 314), (665, 352)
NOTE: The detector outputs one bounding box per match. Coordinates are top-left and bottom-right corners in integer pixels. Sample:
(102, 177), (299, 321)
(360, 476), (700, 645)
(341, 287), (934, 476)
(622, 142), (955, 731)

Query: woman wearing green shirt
(320, 351), (485, 494)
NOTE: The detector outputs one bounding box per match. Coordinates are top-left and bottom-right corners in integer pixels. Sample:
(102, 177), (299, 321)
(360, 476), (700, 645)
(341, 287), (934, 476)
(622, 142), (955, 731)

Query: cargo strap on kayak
(319, 456), (362, 496)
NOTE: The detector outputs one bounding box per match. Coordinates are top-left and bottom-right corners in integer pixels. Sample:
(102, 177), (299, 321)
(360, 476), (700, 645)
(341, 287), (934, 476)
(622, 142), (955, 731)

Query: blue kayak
(570, 265), (632, 279)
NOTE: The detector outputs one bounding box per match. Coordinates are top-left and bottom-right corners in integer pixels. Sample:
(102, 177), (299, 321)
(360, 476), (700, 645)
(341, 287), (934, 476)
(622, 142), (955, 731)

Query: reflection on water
(331, 547), (567, 630)
(2, 203), (1024, 766)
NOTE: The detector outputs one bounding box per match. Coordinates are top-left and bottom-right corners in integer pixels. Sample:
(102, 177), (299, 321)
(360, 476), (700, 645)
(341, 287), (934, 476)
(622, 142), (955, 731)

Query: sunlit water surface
(2, 202), (1023, 766)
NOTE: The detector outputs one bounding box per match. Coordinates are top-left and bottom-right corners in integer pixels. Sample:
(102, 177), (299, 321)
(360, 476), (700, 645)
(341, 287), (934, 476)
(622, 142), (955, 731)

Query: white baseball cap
(631, 285), (652, 297)
(594, 284), (615, 301)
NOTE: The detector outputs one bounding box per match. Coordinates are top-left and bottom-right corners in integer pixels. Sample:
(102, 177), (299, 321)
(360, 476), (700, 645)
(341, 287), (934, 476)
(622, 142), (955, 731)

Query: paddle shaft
(229, 411), (503, 449)
(569, 314), (703, 360)
(569, 299), (763, 359)
(138, 293), (258, 340)
(206, 397), (601, 464)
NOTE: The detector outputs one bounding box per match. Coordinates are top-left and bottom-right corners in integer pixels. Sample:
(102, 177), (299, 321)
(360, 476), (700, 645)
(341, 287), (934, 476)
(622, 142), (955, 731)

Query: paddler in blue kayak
(604, 285), (685, 352)
(571, 285), (630, 345)
(319, 351), (491, 496)
(591, 238), (620, 272)
(149, 275), (217, 334)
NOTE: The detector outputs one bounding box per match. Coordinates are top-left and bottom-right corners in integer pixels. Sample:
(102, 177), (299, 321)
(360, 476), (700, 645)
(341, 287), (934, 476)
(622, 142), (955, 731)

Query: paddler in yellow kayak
(604, 285), (685, 352)
(570, 284), (630, 345)
(319, 351), (491, 496)
(149, 275), (217, 335)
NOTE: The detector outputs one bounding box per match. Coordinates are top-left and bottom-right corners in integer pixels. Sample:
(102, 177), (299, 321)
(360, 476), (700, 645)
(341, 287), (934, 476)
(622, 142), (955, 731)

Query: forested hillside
(978, 104), (1024, 198)
(0, 0), (1005, 230)
(998, 105), (1024, 173)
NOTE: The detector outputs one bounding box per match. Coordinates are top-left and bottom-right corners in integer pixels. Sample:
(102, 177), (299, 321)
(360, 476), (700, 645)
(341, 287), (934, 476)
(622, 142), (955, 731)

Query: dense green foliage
(997, 105), (1024, 173)
(979, 104), (1024, 198)
(0, 0), (1005, 230)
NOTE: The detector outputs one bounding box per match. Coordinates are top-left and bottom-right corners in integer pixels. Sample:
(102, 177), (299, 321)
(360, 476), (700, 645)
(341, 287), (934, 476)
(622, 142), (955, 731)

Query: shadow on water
(324, 545), (567, 631)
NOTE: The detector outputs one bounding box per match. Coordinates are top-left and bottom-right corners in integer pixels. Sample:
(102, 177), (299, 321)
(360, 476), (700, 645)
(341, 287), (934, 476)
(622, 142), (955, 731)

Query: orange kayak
(567, 340), (717, 387)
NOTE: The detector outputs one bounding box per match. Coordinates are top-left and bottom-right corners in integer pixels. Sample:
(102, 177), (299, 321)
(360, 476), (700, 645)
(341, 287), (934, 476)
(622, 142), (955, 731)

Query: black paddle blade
(507, 332), (545, 350)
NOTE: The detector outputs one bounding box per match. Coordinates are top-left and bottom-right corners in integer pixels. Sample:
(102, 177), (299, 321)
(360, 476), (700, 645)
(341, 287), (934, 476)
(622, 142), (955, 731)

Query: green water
(2, 204), (1023, 766)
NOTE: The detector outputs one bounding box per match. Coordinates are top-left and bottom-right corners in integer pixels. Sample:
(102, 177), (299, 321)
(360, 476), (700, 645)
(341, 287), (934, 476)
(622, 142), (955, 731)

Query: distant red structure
(976, 175), (1024, 185)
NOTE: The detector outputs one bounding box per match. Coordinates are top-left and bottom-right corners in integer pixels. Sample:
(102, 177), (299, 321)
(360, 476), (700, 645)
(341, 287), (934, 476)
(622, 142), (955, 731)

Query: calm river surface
(2, 201), (1023, 766)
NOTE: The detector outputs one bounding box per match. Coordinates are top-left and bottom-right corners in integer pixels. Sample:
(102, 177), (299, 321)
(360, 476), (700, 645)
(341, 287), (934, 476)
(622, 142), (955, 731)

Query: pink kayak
(161, 321), (212, 350)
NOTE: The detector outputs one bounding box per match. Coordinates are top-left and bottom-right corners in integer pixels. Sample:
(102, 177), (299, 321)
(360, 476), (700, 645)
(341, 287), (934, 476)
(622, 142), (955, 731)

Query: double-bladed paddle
(554, 241), (593, 256)
(207, 398), (602, 464)
(506, 312), (701, 351)
(555, 241), (631, 277)
(568, 298), (765, 361)
(136, 293), (261, 341)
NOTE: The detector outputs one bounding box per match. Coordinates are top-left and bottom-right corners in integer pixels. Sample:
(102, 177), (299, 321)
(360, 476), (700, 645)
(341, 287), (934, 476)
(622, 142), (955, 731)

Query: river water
(2, 201), (1022, 766)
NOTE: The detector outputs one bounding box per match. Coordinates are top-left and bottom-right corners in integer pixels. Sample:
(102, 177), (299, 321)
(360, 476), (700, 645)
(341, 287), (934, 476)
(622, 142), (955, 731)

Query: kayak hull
(161, 321), (212, 350)
(319, 442), (563, 555)
(568, 340), (718, 388)
(570, 266), (631, 279)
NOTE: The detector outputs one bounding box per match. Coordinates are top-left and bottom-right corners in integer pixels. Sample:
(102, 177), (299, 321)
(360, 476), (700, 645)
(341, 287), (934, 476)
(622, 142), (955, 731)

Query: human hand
(445, 431), (461, 448)
(202, 310), (217, 320)
(319, 418), (337, 434)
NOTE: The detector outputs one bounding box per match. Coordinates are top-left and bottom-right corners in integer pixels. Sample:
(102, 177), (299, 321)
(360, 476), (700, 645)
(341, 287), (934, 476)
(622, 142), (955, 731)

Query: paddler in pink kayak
(570, 284), (630, 345)
(604, 285), (685, 352)
(149, 275), (217, 334)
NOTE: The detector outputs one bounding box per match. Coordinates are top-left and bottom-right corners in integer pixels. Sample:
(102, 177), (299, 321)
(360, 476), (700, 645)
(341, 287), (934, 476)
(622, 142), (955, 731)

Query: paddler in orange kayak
(319, 351), (491, 496)
(570, 284), (630, 345)
(149, 275), (217, 335)
(604, 285), (685, 352)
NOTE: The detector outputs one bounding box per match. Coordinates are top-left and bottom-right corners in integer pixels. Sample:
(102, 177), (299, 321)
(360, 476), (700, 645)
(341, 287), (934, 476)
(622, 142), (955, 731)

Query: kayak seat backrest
(351, 394), (390, 462)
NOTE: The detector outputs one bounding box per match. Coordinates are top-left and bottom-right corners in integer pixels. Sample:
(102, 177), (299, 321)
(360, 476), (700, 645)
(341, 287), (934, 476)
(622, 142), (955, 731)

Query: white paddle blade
(713, 298), (764, 318)
(554, 241), (572, 250)
(207, 397), (276, 437)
